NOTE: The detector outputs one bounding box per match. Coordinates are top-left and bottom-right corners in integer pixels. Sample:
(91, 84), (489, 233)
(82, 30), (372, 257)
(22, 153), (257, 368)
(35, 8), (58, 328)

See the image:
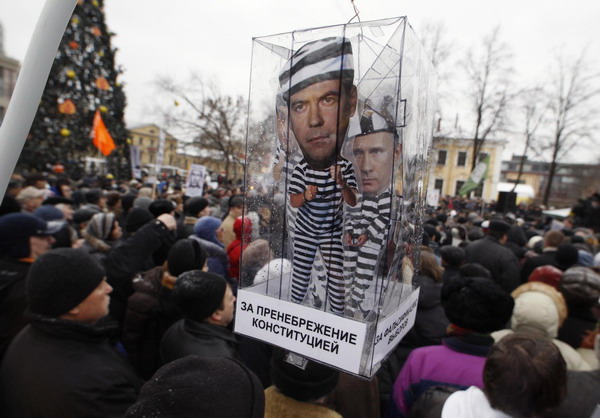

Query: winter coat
(189, 235), (230, 279)
(121, 266), (182, 379)
(403, 275), (450, 347)
(0, 315), (143, 418)
(103, 220), (175, 325)
(520, 250), (559, 282)
(545, 370), (600, 418)
(0, 258), (32, 361)
(388, 336), (493, 417)
(464, 236), (520, 292)
(264, 386), (342, 418)
(160, 318), (238, 364)
(441, 386), (510, 418)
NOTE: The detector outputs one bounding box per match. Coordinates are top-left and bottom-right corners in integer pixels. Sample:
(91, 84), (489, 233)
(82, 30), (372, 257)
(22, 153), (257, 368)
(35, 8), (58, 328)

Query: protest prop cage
(235, 16), (437, 378)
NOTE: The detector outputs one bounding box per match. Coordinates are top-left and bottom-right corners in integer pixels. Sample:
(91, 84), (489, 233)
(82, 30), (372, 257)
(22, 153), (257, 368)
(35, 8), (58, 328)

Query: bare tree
(155, 75), (247, 180)
(540, 50), (600, 206)
(462, 26), (513, 169)
(420, 20), (454, 131)
(510, 87), (549, 192)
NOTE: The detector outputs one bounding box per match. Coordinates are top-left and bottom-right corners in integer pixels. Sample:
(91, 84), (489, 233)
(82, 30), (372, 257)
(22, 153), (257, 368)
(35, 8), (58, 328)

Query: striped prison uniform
(273, 145), (329, 303)
(288, 157), (357, 314)
(344, 190), (392, 315)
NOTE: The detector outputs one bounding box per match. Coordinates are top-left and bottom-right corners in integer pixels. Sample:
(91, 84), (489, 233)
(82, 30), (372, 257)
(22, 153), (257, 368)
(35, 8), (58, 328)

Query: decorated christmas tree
(18, 0), (129, 180)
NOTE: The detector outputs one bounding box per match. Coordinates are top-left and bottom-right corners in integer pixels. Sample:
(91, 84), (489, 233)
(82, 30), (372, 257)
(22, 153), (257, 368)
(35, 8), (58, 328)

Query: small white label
(372, 288), (420, 365)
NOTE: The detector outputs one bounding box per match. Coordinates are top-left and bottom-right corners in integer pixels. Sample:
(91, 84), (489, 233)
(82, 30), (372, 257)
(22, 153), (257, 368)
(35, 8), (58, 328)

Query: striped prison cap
(279, 37), (354, 101)
(348, 107), (398, 139)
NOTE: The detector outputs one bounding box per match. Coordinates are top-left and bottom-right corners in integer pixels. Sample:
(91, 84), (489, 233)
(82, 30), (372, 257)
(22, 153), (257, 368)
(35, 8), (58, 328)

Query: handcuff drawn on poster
(235, 16), (437, 378)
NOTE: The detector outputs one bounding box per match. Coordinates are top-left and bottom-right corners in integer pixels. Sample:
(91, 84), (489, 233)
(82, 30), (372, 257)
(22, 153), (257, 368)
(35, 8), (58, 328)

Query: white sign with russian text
(372, 288), (420, 365)
(234, 290), (368, 374)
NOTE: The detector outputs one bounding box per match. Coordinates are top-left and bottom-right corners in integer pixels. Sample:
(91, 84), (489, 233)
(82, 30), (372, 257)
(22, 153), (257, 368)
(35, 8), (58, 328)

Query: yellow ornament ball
(126, 138), (133, 145)
(60, 128), (71, 137)
(66, 69), (76, 79)
(97, 50), (105, 57)
(99, 105), (108, 113)
(71, 17), (80, 25)
(92, 0), (99, 6)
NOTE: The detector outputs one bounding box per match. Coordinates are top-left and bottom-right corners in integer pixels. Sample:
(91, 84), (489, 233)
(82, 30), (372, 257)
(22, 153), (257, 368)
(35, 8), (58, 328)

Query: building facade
(429, 135), (506, 202)
(501, 155), (600, 207)
(0, 33), (20, 125)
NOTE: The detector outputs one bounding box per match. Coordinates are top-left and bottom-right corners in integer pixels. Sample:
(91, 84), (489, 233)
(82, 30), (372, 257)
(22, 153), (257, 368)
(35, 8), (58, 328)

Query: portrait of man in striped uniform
(345, 109), (401, 317)
(278, 36), (359, 314)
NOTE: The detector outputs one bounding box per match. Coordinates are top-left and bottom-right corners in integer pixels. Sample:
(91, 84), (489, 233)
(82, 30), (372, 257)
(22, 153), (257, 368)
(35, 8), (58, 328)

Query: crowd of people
(0, 170), (598, 418)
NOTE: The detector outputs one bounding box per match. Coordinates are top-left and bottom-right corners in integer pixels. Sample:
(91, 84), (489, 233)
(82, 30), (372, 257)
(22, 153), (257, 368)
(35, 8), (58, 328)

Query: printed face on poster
(185, 164), (206, 197)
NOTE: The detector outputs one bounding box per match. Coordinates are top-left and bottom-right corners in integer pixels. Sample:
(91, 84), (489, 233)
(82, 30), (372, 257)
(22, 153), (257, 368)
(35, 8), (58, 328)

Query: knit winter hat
(193, 216), (222, 244)
(488, 220), (511, 235)
(440, 246), (465, 267)
(270, 348), (339, 402)
(184, 196), (209, 217)
(26, 248), (106, 316)
(86, 212), (117, 240)
(556, 243), (579, 270)
(72, 208), (98, 226)
(148, 199), (176, 218)
(560, 266), (600, 307)
(233, 216), (253, 241)
(125, 207), (154, 233)
(528, 265), (563, 289)
(441, 276), (514, 333)
(16, 186), (46, 204)
(125, 355), (264, 418)
(167, 239), (207, 277)
(172, 270), (227, 321)
(279, 36), (354, 101)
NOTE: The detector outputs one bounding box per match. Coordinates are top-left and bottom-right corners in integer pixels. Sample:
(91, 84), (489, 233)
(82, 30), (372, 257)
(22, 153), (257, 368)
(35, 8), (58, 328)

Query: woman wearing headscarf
(81, 212), (123, 263)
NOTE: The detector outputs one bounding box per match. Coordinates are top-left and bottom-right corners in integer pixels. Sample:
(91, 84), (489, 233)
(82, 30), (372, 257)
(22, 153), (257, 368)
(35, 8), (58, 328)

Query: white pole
(0, 0), (77, 197)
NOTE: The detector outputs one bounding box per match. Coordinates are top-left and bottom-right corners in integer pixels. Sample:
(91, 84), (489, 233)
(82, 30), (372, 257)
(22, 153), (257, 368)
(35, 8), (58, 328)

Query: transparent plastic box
(235, 16), (437, 378)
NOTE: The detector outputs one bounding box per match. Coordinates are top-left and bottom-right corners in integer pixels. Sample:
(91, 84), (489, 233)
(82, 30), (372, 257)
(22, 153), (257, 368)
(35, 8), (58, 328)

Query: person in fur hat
(491, 281), (593, 371)
(388, 276), (514, 417)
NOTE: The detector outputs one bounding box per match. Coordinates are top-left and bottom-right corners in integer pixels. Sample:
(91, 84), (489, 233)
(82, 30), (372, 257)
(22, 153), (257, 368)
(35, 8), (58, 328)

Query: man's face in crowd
(217, 284), (236, 326)
(289, 79), (357, 169)
(72, 279), (113, 323)
(29, 235), (55, 259)
(352, 132), (400, 195)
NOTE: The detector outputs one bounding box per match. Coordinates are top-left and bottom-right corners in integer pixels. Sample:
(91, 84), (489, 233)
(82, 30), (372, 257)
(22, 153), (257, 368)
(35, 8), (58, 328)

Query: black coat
(0, 316), (143, 418)
(464, 236), (520, 292)
(520, 251), (558, 282)
(0, 258), (31, 361)
(103, 220), (175, 325)
(160, 318), (238, 364)
(122, 266), (182, 379)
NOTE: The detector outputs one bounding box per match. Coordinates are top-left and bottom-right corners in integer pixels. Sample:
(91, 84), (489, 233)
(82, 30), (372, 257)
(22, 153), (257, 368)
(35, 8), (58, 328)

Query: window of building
(434, 179), (444, 191)
(478, 152), (489, 163)
(457, 151), (467, 167)
(455, 180), (465, 195)
(437, 150), (447, 165)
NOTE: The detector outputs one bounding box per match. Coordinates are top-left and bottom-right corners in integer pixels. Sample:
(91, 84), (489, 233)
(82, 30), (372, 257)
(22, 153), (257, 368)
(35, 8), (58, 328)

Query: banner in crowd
(185, 164), (206, 197)
(129, 145), (141, 179)
(459, 154), (490, 196)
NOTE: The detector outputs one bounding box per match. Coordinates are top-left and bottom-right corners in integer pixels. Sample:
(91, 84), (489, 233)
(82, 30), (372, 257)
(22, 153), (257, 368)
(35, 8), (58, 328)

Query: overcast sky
(2, 0), (599, 161)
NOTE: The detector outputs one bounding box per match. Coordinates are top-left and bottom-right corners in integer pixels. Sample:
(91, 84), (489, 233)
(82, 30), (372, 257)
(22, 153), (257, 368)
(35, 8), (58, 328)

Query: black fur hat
(441, 276), (514, 333)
